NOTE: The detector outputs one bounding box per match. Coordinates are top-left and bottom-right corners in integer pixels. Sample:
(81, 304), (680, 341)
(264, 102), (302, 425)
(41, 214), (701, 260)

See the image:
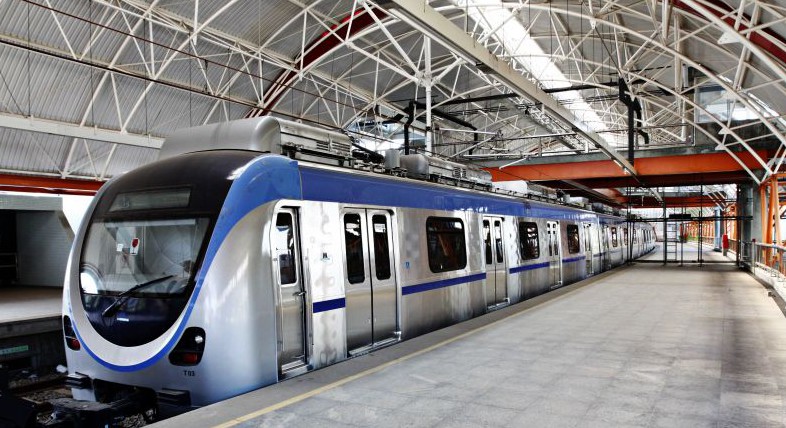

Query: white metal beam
(381, 0), (637, 174)
(0, 114), (163, 149)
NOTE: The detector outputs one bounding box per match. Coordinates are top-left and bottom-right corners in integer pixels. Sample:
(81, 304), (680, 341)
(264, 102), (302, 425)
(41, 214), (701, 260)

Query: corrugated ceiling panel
(25, 53), (94, 123)
(0, 45), (33, 116)
(312, 0), (357, 21)
(209, 0), (303, 46)
(0, 128), (70, 175)
(100, 144), (157, 178)
(0, 2), (111, 61)
(64, 139), (123, 178)
(0, 46), (99, 125)
(66, 138), (116, 177)
(121, 81), (246, 137)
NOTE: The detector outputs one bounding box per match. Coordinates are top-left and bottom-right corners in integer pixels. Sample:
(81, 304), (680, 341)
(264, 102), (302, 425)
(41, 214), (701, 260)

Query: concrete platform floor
(156, 247), (786, 428)
(0, 286), (61, 324)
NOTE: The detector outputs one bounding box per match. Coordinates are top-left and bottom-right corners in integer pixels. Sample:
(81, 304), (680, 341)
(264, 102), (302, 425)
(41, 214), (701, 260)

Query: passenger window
(611, 227), (618, 247)
(426, 217), (467, 273)
(372, 215), (391, 280)
(275, 213), (297, 285)
(623, 228), (628, 245)
(566, 225), (580, 254)
(483, 220), (493, 265)
(583, 223), (592, 252)
(494, 222), (504, 263)
(344, 214), (365, 284)
(518, 221), (540, 260)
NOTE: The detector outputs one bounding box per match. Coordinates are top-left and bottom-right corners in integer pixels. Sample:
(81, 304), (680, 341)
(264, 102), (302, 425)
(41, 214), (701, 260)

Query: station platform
(155, 245), (786, 428)
(0, 286), (64, 381)
(0, 286), (61, 326)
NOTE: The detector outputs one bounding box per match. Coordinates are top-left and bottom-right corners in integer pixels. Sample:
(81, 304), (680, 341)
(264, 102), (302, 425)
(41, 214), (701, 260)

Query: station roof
(0, 0), (784, 206)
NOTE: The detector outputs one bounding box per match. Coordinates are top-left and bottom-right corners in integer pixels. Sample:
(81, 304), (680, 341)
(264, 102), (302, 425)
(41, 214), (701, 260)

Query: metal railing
(751, 242), (786, 279)
(686, 236), (746, 254)
(692, 236), (716, 247)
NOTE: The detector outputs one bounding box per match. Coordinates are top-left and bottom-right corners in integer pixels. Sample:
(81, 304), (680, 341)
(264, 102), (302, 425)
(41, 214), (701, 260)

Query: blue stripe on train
(509, 262), (550, 274)
(563, 255), (586, 263)
(402, 273), (487, 296)
(313, 298), (346, 313)
(314, 274), (489, 313)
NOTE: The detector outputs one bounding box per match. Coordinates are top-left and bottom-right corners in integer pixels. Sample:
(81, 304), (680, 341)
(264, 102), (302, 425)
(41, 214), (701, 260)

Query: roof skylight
(453, 0), (624, 146)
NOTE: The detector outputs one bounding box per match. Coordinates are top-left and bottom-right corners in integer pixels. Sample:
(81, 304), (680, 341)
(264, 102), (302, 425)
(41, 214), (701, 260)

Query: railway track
(10, 374), (66, 396)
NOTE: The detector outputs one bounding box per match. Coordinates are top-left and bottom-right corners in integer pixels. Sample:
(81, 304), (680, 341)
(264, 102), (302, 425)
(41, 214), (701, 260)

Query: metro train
(60, 117), (656, 419)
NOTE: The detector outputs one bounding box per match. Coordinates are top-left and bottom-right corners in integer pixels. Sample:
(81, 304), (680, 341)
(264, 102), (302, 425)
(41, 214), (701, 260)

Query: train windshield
(80, 218), (210, 296)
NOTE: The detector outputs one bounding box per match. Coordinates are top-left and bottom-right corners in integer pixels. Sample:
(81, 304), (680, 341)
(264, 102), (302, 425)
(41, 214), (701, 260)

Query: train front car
(62, 149), (278, 414)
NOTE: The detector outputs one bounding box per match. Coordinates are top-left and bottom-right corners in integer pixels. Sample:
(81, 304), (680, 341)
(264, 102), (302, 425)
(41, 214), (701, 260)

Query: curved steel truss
(0, 0), (784, 191)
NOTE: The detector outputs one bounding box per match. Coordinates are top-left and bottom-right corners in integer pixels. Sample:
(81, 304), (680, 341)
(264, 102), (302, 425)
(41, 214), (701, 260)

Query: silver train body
(62, 117), (656, 411)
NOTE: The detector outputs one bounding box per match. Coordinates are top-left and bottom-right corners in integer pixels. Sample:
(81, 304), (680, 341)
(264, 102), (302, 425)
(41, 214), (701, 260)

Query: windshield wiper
(101, 275), (175, 318)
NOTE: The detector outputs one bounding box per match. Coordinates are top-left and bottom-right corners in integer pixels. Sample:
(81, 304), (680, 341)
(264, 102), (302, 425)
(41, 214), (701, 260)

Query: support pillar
(738, 181), (760, 264)
(714, 207), (722, 250)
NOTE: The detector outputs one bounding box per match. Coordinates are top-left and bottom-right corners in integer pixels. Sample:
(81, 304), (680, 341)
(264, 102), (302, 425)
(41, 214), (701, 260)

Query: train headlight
(168, 327), (206, 366)
(63, 315), (81, 351)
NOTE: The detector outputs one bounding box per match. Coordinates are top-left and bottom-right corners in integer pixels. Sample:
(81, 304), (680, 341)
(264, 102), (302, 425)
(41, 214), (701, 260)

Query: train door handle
(293, 291), (306, 297)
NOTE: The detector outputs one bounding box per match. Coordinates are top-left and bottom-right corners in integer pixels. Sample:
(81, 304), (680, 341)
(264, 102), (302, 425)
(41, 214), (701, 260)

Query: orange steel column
(760, 176), (782, 266)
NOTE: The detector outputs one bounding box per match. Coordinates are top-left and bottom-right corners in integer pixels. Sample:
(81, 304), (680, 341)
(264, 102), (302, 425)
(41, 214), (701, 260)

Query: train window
(611, 227), (618, 247)
(566, 225), (580, 254)
(623, 228), (628, 245)
(518, 221), (540, 260)
(483, 220), (493, 265)
(80, 217), (209, 295)
(344, 214), (365, 284)
(494, 221), (504, 263)
(583, 223), (592, 252)
(426, 217), (467, 273)
(547, 222), (559, 256)
(633, 230), (638, 243)
(372, 215), (391, 280)
(275, 213), (297, 285)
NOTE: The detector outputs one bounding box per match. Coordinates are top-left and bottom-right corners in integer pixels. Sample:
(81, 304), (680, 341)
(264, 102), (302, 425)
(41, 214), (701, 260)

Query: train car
(60, 117), (656, 420)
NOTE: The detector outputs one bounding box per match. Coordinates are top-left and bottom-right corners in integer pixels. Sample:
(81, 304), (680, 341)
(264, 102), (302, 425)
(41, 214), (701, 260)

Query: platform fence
(751, 242), (786, 280)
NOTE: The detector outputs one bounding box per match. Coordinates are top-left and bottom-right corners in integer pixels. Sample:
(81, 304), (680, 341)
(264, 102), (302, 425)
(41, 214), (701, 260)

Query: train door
(546, 221), (562, 287)
(583, 223), (594, 276)
(483, 217), (508, 307)
(272, 209), (307, 375)
(342, 209), (397, 355)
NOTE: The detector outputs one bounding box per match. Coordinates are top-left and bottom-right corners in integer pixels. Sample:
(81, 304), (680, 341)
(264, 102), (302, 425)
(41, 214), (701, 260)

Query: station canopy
(0, 0), (785, 205)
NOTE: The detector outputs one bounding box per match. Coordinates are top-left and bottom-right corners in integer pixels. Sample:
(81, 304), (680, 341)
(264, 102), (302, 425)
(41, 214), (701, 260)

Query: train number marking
(183, 370), (196, 377)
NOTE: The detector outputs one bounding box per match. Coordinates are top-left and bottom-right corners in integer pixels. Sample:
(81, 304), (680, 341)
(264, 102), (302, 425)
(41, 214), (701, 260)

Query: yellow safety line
(212, 271), (616, 428)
